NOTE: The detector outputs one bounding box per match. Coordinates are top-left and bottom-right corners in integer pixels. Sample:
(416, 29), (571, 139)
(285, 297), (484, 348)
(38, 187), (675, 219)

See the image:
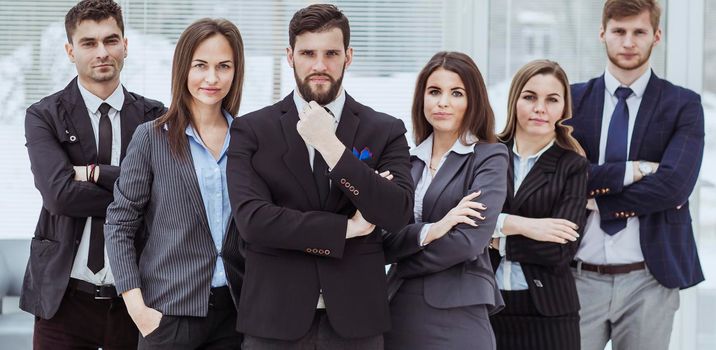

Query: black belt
(570, 261), (646, 275)
(208, 286), (233, 308)
(68, 278), (118, 299)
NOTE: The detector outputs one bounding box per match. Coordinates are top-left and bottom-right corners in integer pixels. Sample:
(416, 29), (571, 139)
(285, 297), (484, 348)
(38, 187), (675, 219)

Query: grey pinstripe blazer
(105, 122), (244, 317)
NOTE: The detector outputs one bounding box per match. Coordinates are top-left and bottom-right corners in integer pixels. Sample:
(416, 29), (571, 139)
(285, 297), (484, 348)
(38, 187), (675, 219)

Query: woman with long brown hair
(489, 59), (588, 350)
(383, 51), (508, 350)
(105, 18), (245, 349)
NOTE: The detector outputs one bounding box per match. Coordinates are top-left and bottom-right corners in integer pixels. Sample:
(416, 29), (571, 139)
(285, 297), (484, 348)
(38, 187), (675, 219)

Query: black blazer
(20, 77), (165, 319)
(384, 142), (508, 312)
(227, 93), (413, 340)
(489, 141), (588, 316)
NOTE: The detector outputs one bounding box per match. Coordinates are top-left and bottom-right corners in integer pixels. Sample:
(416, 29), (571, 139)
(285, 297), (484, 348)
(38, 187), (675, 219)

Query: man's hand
(73, 165), (100, 182)
(346, 210), (375, 239)
(506, 216), (579, 244)
(297, 101), (345, 168)
(297, 101), (337, 150)
(633, 161), (659, 182)
(122, 288), (163, 337)
(423, 191), (485, 245)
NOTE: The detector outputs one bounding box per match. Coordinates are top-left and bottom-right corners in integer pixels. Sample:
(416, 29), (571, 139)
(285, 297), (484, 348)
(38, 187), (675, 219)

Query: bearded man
(226, 4), (413, 349)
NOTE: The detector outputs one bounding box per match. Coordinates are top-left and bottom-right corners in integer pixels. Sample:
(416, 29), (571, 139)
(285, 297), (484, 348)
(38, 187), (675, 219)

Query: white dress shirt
(69, 81), (124, 285)
(291, 88), (345, 309)
(410, 133), (477, 245)
(575, 67), (652, 265)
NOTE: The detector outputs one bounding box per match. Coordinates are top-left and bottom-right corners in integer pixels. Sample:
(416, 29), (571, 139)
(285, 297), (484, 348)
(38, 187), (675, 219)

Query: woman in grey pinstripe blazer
(105, 18), (246, 350)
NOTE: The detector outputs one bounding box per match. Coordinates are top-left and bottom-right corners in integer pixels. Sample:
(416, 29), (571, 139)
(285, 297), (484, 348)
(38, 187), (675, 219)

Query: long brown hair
(497, 59), (584, 156)
(411, 51), (496, 146)
(155, 18), (245, 159)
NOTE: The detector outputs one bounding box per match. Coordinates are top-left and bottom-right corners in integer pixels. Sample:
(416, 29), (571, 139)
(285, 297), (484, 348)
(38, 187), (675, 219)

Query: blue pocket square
(352, 146), (373, 161)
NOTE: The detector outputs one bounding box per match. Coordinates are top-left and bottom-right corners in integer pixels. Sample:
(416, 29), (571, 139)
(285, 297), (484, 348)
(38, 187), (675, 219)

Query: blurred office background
(0, 1), (713, 349)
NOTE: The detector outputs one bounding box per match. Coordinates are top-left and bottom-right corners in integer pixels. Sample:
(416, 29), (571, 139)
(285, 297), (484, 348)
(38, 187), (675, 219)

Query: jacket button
(353, 190), (359, 196)
(344, 182), (350, 188)
(340, 178), (346, 184)
(349, 186), (355, 191)
(312, 248), (319, 254)
(318, 249), (325, 254)
(325, 249), (331, 255)
(590, 191), (595, 196)
(306, 248), (311, 253)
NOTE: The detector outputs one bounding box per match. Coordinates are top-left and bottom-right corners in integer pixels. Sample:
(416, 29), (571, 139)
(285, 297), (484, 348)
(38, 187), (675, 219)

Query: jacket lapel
(585, 76), (606, 164)
(279, 94), (321, 209)
(61, 78), (97, 163)
(629, 72), (661, 159)
(422, 152), (469, 221)
(175, 143), (211, 233)
(511, 144), (562, 211)
(325, 94), (360, 211)
(119, 88), (143, 160)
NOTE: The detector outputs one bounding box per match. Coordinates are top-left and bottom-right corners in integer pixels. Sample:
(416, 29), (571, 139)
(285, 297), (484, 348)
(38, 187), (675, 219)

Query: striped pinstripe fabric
(492, 142), (589, 317)
(105, 122), (243, 317)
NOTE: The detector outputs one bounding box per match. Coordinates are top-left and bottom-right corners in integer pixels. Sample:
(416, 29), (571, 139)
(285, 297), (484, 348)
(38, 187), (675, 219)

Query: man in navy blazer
(567, 1), (704, 349)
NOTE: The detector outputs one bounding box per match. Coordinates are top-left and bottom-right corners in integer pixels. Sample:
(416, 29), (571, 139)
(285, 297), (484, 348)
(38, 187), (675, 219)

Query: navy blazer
(568, 72), (704, 289)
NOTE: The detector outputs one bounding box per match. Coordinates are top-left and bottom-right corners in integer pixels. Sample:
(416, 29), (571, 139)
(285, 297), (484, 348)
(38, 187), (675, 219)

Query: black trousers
(33, 286), (138, 350)
(138, 286), (243, 350)
(490, 290), (580, 350)
(241, 309), (383, 350)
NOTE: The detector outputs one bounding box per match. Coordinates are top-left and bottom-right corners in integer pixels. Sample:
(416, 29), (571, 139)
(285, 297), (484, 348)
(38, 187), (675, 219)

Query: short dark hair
(65, 0), (124, 43)
(602, 0), (661, 31)
(289, 4), (350, 49)
(412, 51), (496, 145)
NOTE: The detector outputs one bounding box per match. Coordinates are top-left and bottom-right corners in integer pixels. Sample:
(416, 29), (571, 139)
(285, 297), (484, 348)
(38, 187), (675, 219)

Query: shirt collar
(512, 138), (555, 160)
(604, 67), (651, 98)
(184, 110), (234, 138)
(77, 79), (125, 114)
(410, 133), (477, 164)
(292, 87), (346, 124)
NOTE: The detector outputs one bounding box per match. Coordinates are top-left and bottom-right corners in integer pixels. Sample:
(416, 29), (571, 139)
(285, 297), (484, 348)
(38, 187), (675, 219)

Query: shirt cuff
(492, 213), (508, 238)
(418, 224), (432, 246)
(498, 236), (507, 257)
(624, 161), (634, 186)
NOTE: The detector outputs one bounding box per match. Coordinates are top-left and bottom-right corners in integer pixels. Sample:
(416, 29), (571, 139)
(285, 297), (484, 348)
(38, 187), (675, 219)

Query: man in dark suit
(567, 1), (704, 349)
(228, 4), (413, 349)
(21, 1), (165, 348)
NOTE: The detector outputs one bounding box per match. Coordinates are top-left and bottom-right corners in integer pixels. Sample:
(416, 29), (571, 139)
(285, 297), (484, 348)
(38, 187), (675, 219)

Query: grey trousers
(572, 266), (679, 350)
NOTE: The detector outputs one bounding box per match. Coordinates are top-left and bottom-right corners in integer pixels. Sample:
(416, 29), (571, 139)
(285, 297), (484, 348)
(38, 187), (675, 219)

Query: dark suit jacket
(105, 122), (244, 317)
(227, 93), (413, 340)
(20, 77), (165, 319)
(384, 142), (508, 313)
(489, 142), (588, 317)
(568, 72), (704, 289)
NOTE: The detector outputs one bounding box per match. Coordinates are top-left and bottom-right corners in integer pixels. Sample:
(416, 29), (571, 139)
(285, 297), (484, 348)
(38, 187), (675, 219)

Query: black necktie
(312, 107), (334, 208)
(600, 87), (633, 235)
(88, 102), (112, 273)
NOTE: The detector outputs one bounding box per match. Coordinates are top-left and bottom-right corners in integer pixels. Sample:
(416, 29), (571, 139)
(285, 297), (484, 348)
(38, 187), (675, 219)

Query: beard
(294, 65), (345, 105)
(605, 44), (653, 71)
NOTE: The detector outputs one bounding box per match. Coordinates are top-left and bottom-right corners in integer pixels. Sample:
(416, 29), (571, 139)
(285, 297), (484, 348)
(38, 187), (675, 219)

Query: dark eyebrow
(521, 89), (536, 94)
(426, 85), (441, 90)
(103, 34), (121, 41)
(450, 87), (466, 91)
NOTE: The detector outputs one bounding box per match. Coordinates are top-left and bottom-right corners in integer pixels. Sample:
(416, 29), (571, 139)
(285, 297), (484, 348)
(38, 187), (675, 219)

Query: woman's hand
(122, 288), (163, 337)
(506, 216), (579, 244)
(423, 191), (486, 245)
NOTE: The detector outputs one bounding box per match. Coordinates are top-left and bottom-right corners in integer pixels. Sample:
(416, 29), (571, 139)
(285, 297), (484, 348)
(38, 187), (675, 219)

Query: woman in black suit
(382, 51), (508, 350)
(489, 59), (588, 350)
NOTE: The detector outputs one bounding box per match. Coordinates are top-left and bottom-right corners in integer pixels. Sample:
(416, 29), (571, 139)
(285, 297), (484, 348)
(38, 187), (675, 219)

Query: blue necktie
(600, 87), (633, 235)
